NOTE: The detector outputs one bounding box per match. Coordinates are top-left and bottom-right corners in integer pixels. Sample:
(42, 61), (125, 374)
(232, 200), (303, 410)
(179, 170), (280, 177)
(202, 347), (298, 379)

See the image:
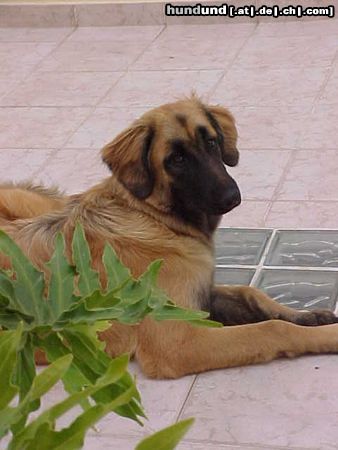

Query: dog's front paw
(294, 309), (338, 326)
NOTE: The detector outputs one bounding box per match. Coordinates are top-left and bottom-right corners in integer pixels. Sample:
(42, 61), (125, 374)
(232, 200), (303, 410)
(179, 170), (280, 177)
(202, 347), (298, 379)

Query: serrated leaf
(71, 223), (100, 297)
(0, 271), (15, 304)
(116, 260), (162, 304)
(102, 243), (131, 292)
(30, 354), (73, 401)
(0, 231), (47, 324)
(61, 328), (109, 376)
(0, 323), (22, 409)
(12, 334), (36, 400)
(136, 418), (195, 450)
(0, 310), (22, 329)
(24, 384), (137, 450)
(151, 304), (210, 322)
(47, 233), (76, 321)
(84, 289), (120, 311)
(9, 360), (138, 450)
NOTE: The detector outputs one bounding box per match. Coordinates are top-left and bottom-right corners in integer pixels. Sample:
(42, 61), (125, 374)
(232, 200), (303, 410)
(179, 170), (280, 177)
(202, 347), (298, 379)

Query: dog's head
(102, 96), (241, 231)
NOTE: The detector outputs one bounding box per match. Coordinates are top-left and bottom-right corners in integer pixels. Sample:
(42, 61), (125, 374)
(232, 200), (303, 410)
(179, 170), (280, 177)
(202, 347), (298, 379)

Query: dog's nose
(222, 185), (241, 209)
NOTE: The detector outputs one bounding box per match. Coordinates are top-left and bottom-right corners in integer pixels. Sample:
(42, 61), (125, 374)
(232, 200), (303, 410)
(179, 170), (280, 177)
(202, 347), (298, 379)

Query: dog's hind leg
(209, 285), (338, 327)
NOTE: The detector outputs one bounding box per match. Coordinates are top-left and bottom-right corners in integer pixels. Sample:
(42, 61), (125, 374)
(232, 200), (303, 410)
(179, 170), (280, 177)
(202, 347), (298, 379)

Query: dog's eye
(171, 153), (185, 165)
(207, 138), (218, 150)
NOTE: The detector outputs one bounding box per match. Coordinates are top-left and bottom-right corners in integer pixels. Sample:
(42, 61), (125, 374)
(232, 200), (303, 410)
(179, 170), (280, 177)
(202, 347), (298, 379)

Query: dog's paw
(294, 309), (338, 326)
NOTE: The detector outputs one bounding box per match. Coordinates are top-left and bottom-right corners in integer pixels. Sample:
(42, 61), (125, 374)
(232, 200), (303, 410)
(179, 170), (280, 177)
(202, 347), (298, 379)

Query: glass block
(214, 267), (255, 286)
(254, 269), (338, 311)
(266, 230), (338, 267)
(215, 228), (272, 266)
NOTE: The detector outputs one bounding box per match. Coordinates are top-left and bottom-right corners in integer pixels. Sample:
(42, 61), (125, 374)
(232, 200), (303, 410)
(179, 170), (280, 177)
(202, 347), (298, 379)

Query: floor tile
(180, 356), (338, 448)
(276, 150), (338, 201)
(38, 40), (149, 72)
(265, 201), (338, 229)
(235, 34), (338, 69)
(99, 70), (223, 108)
(132, 25), (251, 70)
(36, 149), (109, 194)
(0, 107), (91, 149)
(255, 18), (338, 37)
(0, 73), (22, 99)
(318, 64), (338, 105)
(66, 25), (163, 43)
(0, 42), (56, 74)
(0, 27), (73, 43)
(65, 107), (148, 149)
(230, 107), (305, 149)
(83, 435), (140, 450)
(211, 66), (328, 107)
(179, 443), (300, 450)
(0, 71), (123, 107)
(0, 148), (54, 183)
(228, 150), (291, 200)
(299, 105), (338, 149)
(219, 201), (270, 228)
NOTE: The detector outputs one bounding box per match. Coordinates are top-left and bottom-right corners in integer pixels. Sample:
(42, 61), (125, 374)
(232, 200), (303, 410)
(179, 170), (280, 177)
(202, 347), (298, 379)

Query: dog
(1, 96), (338, 379)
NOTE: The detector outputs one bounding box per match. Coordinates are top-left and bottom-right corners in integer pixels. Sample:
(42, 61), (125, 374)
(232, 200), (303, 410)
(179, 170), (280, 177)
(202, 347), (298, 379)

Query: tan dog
(1, 97), (338, 379)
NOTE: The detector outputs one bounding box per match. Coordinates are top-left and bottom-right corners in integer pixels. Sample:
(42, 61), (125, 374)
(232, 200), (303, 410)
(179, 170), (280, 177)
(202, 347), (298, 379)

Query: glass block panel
(215, 228), (272, 266)
(214, 267), (255, 286)
(254, 269), (338, 311)
(266, 230), (338, 267)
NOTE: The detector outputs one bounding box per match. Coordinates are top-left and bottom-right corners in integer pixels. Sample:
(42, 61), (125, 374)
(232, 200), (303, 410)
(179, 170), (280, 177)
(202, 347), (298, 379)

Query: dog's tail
(0, 181), (67, 222)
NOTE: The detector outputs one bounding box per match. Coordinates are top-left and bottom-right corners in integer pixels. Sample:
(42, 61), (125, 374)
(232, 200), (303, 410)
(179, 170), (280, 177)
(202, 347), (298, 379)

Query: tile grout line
(310, 48), (338, 113)
(58, 26), (168, 148)
(207, 21), (259, 101)
(174, 375), (198, 423)
(126, 24), (167, 70)
(0, 27), (77, 103)
(263, 148), (297, 225)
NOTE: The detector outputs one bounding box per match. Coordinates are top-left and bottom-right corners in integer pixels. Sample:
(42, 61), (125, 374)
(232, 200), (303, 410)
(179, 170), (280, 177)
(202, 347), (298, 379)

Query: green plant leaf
(102, 243), (131, 292)
(12, 334), (36, 400)
(71, 223), (100, 297)
(83, 289), (120, 311)
(150, 304), (222, 327)
(0, 323), (22, 409)
(29, 354), (73, 402)
(0, 271), (15, 304)
(47, 233), (76, 321)
(0, 231), (47, 324)
(136, 418), (195, 450)
(9, 359), (138, 450)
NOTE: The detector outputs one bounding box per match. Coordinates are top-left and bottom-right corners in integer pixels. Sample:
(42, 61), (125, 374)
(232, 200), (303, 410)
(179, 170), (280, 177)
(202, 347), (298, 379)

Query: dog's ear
(205, 105), (239, 167)
(102, 123), (155, 199)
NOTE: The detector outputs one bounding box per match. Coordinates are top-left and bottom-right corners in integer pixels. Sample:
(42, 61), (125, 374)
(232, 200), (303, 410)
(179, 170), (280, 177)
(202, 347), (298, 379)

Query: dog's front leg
(136, 318), (338, 379)
(210, 285), (338, 326)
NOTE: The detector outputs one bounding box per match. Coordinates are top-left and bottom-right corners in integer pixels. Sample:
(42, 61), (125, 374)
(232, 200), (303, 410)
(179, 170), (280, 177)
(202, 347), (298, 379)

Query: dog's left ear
(102, 123), (155, 199)
(205, 105), (239, 167)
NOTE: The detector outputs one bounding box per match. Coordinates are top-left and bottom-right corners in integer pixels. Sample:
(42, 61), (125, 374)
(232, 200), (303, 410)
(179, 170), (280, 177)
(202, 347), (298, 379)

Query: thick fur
(1, 97), (338, 379)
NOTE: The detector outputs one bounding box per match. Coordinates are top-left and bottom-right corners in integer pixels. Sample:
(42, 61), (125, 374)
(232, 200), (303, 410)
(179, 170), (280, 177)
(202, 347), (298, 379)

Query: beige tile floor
(0, 18), (338, 450)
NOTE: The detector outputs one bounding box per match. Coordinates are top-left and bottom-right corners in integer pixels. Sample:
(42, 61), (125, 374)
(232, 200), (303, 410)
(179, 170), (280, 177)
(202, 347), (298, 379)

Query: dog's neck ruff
(82, 176), (212, 248)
